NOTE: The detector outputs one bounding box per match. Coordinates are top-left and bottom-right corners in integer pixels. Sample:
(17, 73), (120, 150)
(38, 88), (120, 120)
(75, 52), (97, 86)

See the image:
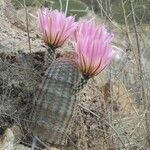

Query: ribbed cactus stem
(73, 75), (90, 93)
(47, 46), (56, 61)
(31, 58), (80, 145)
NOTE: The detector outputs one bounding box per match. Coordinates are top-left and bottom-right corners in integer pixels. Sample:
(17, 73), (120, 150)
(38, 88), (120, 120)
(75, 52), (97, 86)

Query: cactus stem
(73, 74), (90, 93)
(47, 46), (56, 61)
(32, 59), (80, 145)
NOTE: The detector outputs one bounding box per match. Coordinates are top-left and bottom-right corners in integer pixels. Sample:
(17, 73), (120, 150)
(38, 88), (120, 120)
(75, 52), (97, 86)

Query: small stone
(0, 128), (14, 150)
(15, 144), (31, 150)
(50, 147), (60, 150)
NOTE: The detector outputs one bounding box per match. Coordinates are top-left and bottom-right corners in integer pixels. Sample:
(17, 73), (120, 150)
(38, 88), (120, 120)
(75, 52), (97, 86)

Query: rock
(15, 144), (31, 150)
(0, 125), (23, 150)
(49, 148), (60, 150)
(0, 125), (31, 150)
(11, 125), (22, 144)
(0, 128), (14, 150)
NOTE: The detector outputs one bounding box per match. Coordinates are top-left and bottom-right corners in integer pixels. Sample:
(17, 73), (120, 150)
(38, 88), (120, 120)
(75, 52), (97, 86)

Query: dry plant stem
(23, 0), (31, 53)
(102, 79), (117, 149)
(129, 0), (144, 101)
(129, 0), (150, 147)
(108, 68), (113, 123)
(96, 0), (123, 32)
(121, 0), (132, 49)
(78, 104), (127, 150)
(31, 137), (37, 150)
(99, 0), (103, 17)
(21, 141), (43, 150)
(35, 136), (51, 150)
(121, 0), (144, 109)
(108, 0), (112, 18)
(59, 0), (63, 11)
(65, 0), (69, 15)
(107, 79), (114, 144)
(105, 0), (112, 19)
(130, 110), (147, 136)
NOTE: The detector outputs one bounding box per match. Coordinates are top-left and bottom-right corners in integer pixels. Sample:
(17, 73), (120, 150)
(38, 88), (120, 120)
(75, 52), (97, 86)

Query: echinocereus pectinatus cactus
(31, 57), (80, 145)
(31, 12), (116, 146)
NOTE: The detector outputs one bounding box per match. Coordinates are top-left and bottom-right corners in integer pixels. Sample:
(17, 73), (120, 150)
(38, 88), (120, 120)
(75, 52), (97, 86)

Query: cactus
(31, 58), (80, 145)
(73, 75), (90, 93)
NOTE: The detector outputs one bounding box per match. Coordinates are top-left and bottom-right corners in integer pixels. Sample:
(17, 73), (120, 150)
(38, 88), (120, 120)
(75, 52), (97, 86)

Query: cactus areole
(31, 58), (80, 145)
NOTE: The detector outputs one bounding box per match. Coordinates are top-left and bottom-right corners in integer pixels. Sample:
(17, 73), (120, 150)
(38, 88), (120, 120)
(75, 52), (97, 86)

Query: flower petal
(72, 21), (116, 77)
(37, 8), (77, 48)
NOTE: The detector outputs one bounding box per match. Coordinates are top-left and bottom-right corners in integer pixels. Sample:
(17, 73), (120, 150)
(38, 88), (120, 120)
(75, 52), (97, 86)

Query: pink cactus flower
(73, 21), (116, 78)
(37, 8), (77, 48)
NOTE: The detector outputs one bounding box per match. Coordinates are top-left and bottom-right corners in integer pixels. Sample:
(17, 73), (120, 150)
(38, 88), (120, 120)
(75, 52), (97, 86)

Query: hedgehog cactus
(31, 10), (116, 146)
(32, 58), (80, 145)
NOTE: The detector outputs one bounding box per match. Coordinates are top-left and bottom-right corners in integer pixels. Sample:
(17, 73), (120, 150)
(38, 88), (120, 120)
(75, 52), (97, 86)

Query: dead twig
(23, 0), (32, 53)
